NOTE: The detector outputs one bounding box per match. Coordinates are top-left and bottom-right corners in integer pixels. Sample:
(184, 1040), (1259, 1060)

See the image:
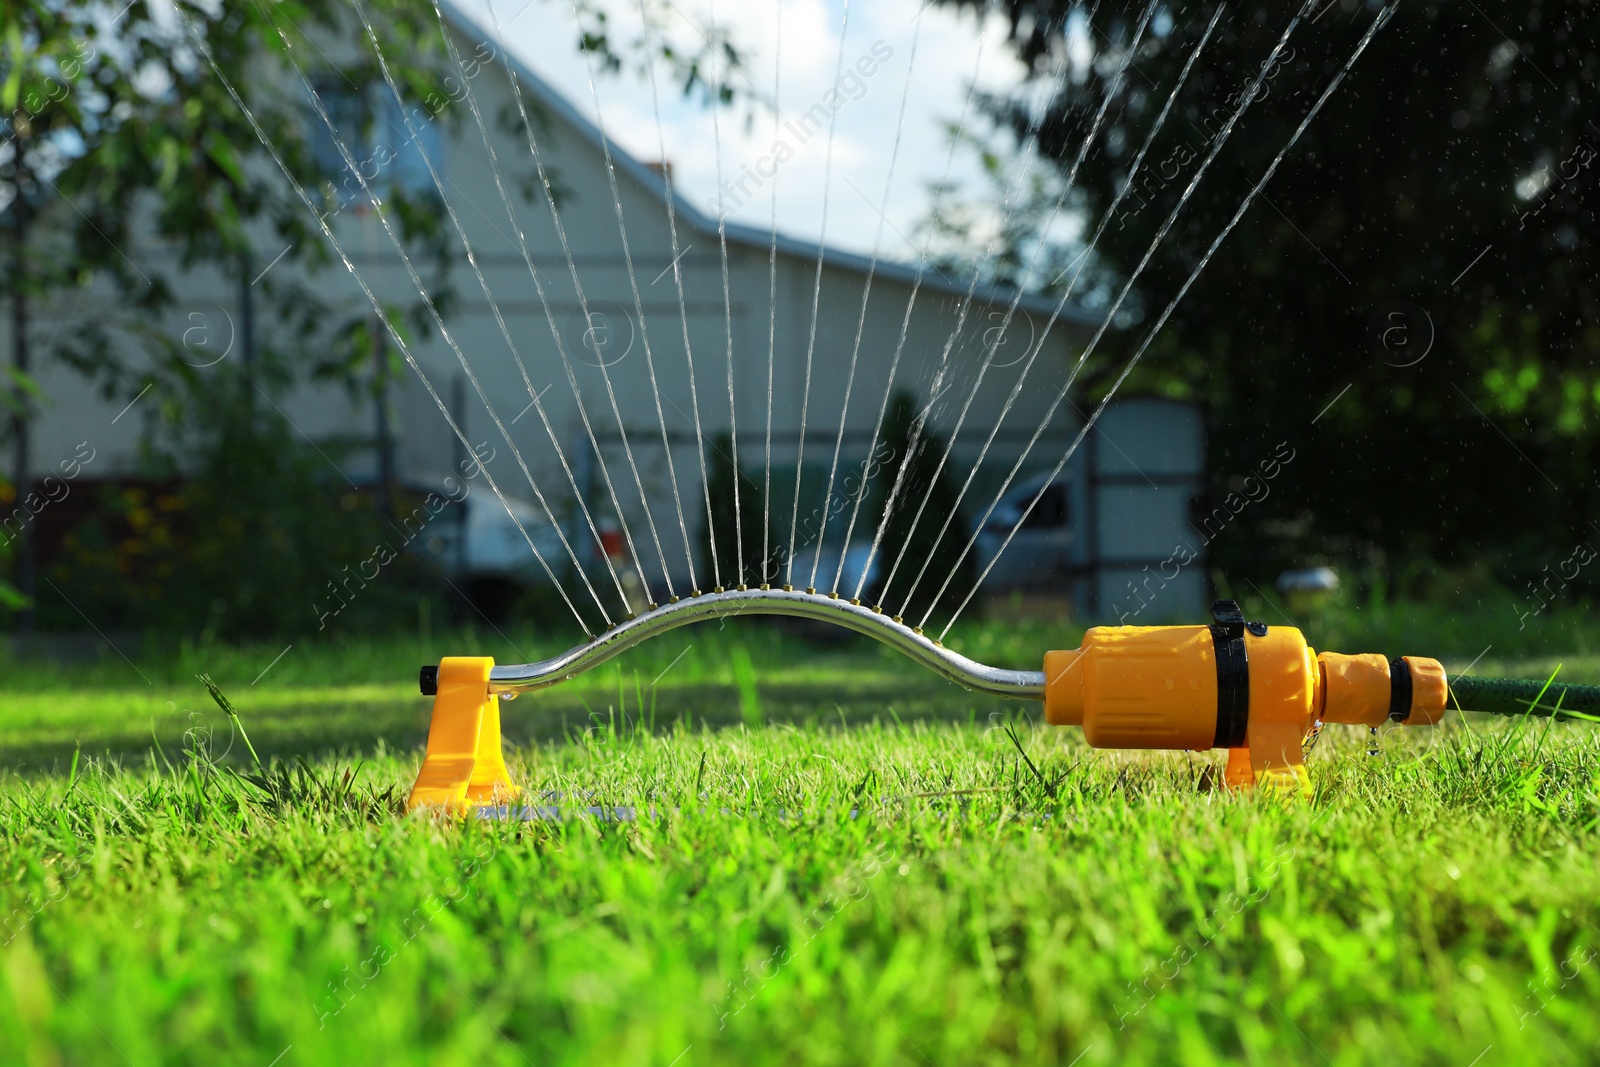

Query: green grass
(3, 608), (1600, 1065)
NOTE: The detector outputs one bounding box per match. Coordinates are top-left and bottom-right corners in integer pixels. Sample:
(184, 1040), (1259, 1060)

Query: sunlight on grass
(2, 612), (1599, 1064)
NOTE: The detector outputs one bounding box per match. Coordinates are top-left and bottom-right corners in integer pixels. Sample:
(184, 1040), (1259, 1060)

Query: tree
(1, 0), (745, 630)
(926, 1), (1600, 598)
(867, 390), (976, 627)
(700, 432), (771, 590)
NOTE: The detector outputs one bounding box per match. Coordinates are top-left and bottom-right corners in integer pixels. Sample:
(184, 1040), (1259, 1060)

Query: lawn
(3, 603), (1600, 1065)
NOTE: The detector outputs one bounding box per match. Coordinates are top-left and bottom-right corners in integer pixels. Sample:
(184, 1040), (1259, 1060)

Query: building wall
(1087, 399), (1209, 623)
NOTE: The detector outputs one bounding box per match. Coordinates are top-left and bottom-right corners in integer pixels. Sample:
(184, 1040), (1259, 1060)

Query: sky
(456, 0), (1044, 262)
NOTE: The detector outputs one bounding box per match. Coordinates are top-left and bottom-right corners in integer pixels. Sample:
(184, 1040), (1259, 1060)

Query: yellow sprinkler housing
(1043, 600), (1448, 796)
(405, 656), (519, 813)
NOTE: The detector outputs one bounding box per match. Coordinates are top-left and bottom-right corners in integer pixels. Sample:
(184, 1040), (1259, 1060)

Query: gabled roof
(437, 0), (1100, 331)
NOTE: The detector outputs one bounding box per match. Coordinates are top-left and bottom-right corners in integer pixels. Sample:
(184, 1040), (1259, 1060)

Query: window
(1019, 482), (1069, 530)
(308, 79), (445, 209)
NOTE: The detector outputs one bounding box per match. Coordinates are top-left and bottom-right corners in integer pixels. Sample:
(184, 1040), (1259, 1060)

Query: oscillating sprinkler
(405, 595), (1600, 810)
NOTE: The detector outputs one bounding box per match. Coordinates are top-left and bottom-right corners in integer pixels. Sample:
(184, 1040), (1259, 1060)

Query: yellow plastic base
(1224, 747), (1314, 800)
(405, 656), (519, 813)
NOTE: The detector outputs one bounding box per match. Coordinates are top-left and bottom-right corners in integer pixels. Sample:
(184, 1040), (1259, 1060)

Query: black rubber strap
(420, 665), (439, 696)
(1209, 600), (1251, 748)
(1388, 657), (1413, 722)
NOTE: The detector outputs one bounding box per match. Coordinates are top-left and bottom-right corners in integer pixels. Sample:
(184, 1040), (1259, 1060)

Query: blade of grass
(198, 673), (264, 773)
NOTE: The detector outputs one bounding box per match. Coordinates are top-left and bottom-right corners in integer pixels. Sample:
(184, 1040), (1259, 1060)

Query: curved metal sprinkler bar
(414, 592), (1600, 814)
(487, 588), (1046, 700)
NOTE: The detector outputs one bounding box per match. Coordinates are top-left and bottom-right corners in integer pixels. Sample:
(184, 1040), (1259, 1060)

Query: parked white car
(974, 473), (1075, 587)
(783, 541), (880, 597)
(416, 489), (568, 584)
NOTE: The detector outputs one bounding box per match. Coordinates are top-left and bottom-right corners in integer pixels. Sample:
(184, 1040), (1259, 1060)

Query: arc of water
(784, 0), (853, 589)
(891, 1), (1159, 622)
(940, 3), (1398, 639)
(351, 0), (653, 615)
(865, 30), (1087, 615)
(444, 0), (660, 613)
(850, 0), (1111, 607)
(443, 0), (667, 608)
(706, 0), (745, 588)
(909, 4), (1225, 630)
(808, 16), (926, 594)
(647, 3), (730, 594)
(368, 0), (643, 618)
(279, 0), (629, 619)
(185, 12), (604, 632)
(563, 0), (723, 604)
(838, 22), (996, 602)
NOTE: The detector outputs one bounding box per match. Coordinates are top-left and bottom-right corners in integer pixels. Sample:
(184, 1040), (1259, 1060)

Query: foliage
(924, 0), (1600, 596)
(0, 0), (750, 392)
(0, 483), (20, 610)
(867, 390), (978, 625)
(2, 0), (749, 384)
(700, 431), (773, 589)
(2, 0), (460, 398)
(917, 130), (1097, 299)
(2, 626), (1600, 1063)
(40, 376), (443, 640)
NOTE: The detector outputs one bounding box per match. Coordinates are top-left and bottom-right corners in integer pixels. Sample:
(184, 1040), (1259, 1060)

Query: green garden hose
(1449, 676), (1600, 720)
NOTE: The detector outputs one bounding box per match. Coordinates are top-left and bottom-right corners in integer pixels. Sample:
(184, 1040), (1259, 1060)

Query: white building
(10, 0), (1206, 621)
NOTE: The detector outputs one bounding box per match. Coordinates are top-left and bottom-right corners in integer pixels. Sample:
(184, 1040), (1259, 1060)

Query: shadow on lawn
(0, 676), (1017, 774)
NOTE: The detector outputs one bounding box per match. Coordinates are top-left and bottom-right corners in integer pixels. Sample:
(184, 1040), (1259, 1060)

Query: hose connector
(1319, 652), (1447, 726)
(1042, 600), (1449, 795)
